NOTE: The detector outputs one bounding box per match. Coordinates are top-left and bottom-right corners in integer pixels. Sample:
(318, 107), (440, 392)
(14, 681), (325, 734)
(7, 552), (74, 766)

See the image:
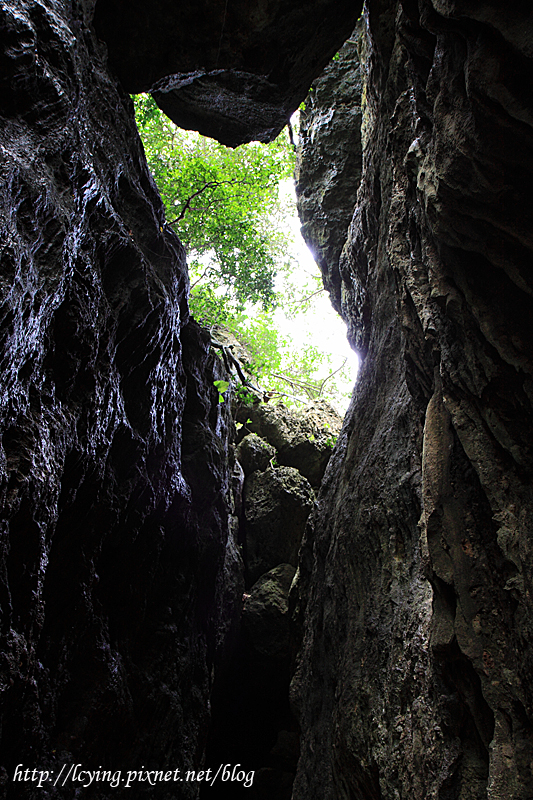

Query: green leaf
(133, 95), (353, 411)
(214, 379), (230, 404)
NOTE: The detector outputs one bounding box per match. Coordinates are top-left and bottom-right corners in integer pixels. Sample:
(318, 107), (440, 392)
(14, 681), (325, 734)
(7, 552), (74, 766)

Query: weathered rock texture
(236, 432), (275, 477)
(239, 399), (342, 487)
(243, 564), (296, 660)
(205, 401), (337, 798)
(244, 466), (314, 585)
(0, 2), (243, 794)
(292, 2), (533, 799)
(4, 0), (533, 798)
(295, 29), (363, 318)
(93, 0), (363, 146)
(0, 0), (358, 797)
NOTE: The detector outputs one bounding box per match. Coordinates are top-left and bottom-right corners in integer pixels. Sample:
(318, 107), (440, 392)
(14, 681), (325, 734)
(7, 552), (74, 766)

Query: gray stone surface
(4, 1), (533, 798)
(93, 0), (364, 146)
(295, 27), (363, 322)
(291, 3), (533, 799)
(236, 433), (276, 476)
(241, 400), (342, 487)
(244, 466), (314, 584)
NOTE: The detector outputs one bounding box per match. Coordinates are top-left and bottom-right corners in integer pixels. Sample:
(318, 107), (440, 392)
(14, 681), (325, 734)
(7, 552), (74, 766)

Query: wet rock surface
(0, 1), (238, 795)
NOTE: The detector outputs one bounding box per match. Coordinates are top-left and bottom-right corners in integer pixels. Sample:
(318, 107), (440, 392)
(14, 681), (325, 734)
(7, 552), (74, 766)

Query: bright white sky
(275, 179), (359, 413)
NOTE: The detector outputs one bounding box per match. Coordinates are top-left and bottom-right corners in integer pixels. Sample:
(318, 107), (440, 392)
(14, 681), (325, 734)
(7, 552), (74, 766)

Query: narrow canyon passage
(1, 2), (533, 799)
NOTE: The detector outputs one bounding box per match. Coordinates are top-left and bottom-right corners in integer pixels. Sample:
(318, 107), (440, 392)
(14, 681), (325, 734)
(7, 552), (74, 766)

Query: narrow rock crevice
(203, 400), (341, 799)
(2, 1), (533, 798)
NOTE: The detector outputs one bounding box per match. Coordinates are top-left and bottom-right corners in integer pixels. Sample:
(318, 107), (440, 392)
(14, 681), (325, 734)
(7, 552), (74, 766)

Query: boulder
(236, 433), (276, 476)
(242, 564), (296, 659)
(240, 400), (343, 487)
(244, 467), (314, 583)
(93, 0), (364, 147)
(277, 399), (342, 486)
(240, 403), (295, 452)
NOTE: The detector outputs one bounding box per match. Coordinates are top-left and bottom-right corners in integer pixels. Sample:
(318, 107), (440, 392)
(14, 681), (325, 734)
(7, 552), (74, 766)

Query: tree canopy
(134, 95), (354, 411)
(134, 94), (295, 308)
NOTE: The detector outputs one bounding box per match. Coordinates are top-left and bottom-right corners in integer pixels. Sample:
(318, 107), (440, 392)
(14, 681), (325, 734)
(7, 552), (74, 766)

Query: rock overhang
(92, 0), (365, 146)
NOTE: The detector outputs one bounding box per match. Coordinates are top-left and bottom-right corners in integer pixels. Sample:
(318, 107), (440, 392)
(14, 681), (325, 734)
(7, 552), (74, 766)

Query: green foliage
(188, 284), (351, 409)
(133, 95), (353, 411)
(134, 94), (295, 308)
(235, 385), (257, 407)
(213, 379), (230, 403)
(188, 284), (234, 329)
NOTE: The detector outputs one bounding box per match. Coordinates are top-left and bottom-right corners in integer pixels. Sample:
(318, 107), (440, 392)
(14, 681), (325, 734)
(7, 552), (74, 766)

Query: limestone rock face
(295, 29), (363, 318)
(244, 467), (314, 584)
(240, 400), (342, 487)
(1, 0), (358, 789)
(93, 0), (365, 146)
(0, 0), (239, 791)
(5, 0), (533, 797)
(291, 2), (533, 799)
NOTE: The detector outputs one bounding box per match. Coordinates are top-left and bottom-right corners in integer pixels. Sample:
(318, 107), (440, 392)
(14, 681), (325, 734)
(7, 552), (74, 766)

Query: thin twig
(319, 358), (347, 396)
(296, 287), (326, 306)
(190, 268), (210, 289)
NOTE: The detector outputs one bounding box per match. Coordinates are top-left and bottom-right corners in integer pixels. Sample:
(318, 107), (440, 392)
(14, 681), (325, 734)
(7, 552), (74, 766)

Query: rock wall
(293, 2), (533, 798)
(93, 0), (363, 146)
(0, 0), (357, 794)
(295, 29), (363, 320)
(0, 2), (244, 794)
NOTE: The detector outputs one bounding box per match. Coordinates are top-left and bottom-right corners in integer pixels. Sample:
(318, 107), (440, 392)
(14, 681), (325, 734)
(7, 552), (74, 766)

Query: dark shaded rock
(93, 0), (365, 146)
(244, 467), (314, 584)
(270, 729), (300, 772)
(0, 2), (241, 794)
(237, 403), (294, 452)
(291, 2), (533, 799)
(242, 564), (296, 659)
(7, 0), (533, 798)
(278, 400), (343, 487)
(295, 27), (364, 317)
(236, 433), (275, 477)
(214, 515), (245, 661)
(231, 458), (245, 518)
(253, 767), (294, 800)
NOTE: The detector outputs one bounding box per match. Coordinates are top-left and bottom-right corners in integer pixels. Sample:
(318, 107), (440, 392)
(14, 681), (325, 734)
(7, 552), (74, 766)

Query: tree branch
(319, 358), (347, 395)
(167, 178), (254, 225)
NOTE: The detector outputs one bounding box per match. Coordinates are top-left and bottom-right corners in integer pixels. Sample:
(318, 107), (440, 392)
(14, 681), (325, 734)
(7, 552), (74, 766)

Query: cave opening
(132, 93), (359, 418)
